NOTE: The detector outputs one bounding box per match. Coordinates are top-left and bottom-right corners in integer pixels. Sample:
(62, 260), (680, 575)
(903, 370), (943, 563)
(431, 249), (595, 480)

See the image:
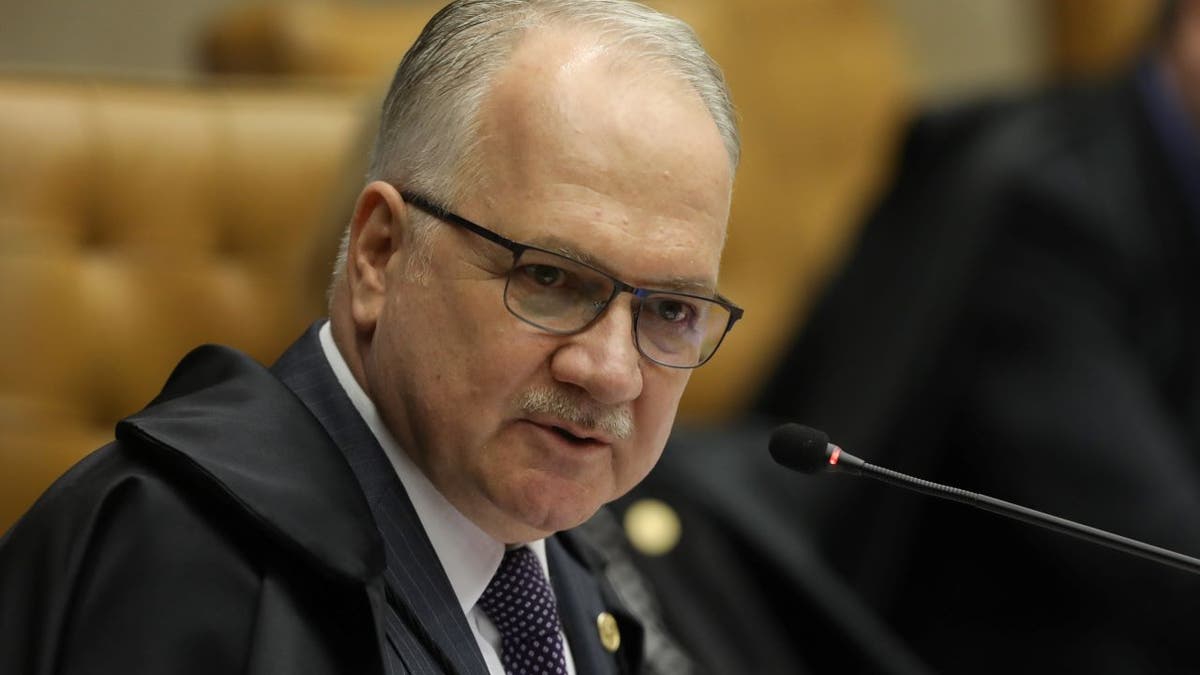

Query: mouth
(550, 425), (595, 445)
(525, 418), (613, 448)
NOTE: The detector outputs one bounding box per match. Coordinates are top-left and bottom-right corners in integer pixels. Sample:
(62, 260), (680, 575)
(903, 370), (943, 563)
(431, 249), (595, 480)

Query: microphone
(768, 423), (1200, 576)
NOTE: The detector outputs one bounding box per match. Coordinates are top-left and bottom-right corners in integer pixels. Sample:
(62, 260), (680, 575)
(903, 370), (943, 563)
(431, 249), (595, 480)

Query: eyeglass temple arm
(401, 191), (526, 254)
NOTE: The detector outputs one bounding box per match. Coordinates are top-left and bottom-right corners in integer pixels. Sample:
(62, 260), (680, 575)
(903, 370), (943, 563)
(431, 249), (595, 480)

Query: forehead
(466, 27), (732, 290)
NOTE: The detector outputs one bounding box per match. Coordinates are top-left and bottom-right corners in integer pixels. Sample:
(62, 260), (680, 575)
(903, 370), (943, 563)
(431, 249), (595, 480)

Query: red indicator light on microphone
(829, 447), (841, 465)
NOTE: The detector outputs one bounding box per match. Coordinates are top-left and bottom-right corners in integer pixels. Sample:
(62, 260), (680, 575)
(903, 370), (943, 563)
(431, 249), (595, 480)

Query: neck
(329, 291), (371, 396)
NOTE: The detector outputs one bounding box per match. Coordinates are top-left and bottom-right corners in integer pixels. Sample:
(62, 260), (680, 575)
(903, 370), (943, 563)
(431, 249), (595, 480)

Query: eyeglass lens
(504, 248), (731, 368)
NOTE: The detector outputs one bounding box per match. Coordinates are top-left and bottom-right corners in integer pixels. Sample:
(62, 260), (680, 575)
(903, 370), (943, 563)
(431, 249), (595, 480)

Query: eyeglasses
(402, 191), (743, 369)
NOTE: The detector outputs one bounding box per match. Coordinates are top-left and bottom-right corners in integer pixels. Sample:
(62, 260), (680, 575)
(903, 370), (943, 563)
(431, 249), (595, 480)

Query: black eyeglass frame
(400, 191), (744, 369)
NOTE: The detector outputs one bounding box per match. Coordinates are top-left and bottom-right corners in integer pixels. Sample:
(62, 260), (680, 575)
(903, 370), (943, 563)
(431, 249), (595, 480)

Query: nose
(548, 296), (644, 405)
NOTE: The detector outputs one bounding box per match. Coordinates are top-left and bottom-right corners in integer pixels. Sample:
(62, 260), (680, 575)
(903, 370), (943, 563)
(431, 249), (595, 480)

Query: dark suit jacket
(0, 324), (642, 674)
(610, 423), (933, 675)
(756, 71), (1200, 673)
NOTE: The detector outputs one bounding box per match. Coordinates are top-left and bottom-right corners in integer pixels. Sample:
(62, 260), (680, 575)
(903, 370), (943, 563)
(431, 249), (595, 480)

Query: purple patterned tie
(478, 546), (569, 675)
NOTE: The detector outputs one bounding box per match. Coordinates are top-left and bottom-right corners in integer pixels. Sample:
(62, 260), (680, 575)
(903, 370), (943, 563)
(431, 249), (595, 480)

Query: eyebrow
(528, 234), (720, 297)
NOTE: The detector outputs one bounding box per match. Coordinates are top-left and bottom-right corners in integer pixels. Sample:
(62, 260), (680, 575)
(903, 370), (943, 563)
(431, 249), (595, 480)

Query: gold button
(623, 498), (681, 556)
(596, 611), (621, 652)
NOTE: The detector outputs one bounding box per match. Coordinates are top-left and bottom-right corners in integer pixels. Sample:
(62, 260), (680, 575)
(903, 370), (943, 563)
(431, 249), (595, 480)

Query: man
(752, 0), (1200, 672)
(0, 1), (742, 673)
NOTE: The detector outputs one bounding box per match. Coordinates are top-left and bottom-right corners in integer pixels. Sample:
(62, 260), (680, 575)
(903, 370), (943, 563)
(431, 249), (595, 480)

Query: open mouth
(522, 417), (611, 448)
(551, 425), (592, 444)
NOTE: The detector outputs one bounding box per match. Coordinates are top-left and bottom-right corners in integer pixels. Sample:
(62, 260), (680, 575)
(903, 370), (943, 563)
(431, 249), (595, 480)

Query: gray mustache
(517, 387), (634, 441)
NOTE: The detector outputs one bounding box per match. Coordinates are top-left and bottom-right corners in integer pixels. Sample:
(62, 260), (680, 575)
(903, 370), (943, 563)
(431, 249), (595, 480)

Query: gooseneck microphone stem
(849, 460), (1200, 577)
(767, 424), (1200, 577)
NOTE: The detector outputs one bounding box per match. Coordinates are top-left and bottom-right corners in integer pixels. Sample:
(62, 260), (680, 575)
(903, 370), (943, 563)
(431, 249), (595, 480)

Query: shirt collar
(316, 322), (552, 615)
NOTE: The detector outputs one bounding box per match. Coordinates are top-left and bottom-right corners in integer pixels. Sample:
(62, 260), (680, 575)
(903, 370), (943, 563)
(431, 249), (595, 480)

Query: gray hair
(330, 0), (739, 291)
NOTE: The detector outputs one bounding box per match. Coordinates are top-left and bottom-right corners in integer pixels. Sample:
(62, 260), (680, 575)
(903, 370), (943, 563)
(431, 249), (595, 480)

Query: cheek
(396, 280), (497, 362)
(456, 305), (546, 393)
(619, 370), (690, 484)
(643, 368), (690, 429)
(396, 282), (550, 412)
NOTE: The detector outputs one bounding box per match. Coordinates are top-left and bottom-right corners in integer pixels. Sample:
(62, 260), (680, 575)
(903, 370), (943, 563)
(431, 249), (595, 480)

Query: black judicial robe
(0, 344), (388, 674)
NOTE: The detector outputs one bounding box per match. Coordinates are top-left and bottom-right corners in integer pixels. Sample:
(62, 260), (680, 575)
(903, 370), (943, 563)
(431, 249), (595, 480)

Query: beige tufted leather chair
(0, 75), (370, 530)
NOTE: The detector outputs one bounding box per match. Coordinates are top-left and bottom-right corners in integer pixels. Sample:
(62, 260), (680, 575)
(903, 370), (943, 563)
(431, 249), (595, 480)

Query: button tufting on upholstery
(78, 207), (111, 253)
(0, 75), (369, 530)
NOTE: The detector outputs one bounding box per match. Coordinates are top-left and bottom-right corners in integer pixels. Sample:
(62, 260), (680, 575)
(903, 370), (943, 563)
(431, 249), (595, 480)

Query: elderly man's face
(353, 31), (732, 543)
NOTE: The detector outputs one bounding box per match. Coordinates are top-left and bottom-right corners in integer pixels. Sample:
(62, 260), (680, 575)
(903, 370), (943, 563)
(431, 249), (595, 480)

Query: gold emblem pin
(596, 611), (621, 652)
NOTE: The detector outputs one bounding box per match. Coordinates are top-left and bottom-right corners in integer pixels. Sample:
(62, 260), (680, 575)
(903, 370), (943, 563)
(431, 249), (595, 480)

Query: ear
(346, 180), (409, 335)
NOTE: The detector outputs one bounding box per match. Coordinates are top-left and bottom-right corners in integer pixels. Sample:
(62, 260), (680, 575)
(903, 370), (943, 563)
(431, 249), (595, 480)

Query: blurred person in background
(754, 0), (1200, 671)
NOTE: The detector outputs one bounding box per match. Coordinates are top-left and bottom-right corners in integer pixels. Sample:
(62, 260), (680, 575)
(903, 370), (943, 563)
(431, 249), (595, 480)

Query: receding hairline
(370, 2), (739, 186)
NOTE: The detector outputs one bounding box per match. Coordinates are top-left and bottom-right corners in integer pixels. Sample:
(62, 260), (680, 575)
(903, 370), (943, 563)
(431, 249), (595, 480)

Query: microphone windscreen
(768, 423), (831, 474)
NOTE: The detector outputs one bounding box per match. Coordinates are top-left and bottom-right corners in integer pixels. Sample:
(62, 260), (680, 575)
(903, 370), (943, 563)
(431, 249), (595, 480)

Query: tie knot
(478, 546), (568, 674)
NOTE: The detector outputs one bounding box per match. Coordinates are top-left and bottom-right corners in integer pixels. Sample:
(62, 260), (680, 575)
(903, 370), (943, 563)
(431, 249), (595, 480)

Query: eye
(520, 264), (567, 287)
(651, 298), (696, 325)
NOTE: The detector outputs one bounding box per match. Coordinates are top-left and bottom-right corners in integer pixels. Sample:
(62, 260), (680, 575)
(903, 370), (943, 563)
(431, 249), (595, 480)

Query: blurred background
(0, 0), (1153, 100)
(0, 0), (1159, 528)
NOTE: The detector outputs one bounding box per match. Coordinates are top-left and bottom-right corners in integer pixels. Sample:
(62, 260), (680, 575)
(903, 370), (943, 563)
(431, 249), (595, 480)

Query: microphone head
(768, 423), (832, 474)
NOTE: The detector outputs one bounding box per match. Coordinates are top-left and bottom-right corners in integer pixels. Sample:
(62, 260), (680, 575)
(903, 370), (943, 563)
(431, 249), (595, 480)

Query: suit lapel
(272, 323), (490, 675)
(548, 532), (644, 675)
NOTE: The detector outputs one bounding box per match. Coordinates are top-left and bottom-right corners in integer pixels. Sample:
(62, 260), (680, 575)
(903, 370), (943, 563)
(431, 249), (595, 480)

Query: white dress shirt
(318, 322), (577, 675)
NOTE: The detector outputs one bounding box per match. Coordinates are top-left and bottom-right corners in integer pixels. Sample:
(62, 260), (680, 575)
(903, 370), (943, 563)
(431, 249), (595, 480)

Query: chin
(501, 474), (606, 538)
